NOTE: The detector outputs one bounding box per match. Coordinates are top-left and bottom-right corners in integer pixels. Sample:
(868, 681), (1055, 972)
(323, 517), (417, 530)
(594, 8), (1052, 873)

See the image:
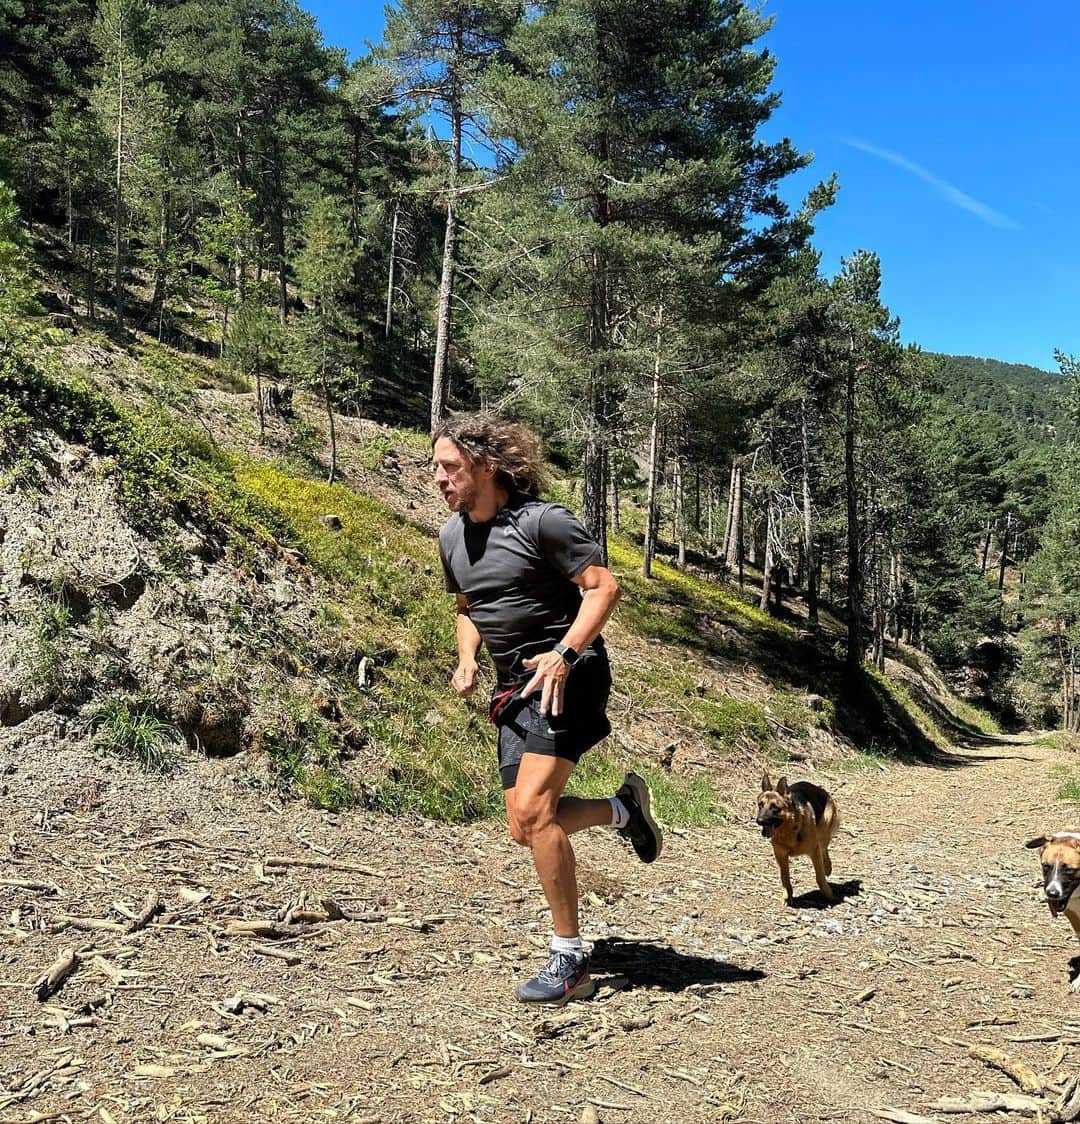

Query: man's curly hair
(432, 413), (545, 498)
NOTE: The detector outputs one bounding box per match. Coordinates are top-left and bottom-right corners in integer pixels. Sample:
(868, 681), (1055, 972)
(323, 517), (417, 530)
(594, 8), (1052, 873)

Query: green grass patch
(27, 598), (74, 691)
(865, 667), (947, 750)
(608, 537), (791, 648)
(1053, 765), (1080, 802)
(239, 464), (494, 819)
(0, 358), (289, 555)
(567, 752), (723, 827)
(89, 697), (183, 773)
(832, 748), (891, 774)
(250, 689), (359, 811)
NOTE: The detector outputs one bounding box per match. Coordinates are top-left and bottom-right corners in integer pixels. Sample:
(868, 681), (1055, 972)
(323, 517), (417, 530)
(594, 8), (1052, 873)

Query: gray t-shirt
(439, 494), (603, 682)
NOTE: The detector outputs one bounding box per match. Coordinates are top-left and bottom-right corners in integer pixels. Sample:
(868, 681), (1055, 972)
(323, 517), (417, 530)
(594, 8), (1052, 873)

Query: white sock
(609, 795), (630, 829)
(550, 934), (584, 958)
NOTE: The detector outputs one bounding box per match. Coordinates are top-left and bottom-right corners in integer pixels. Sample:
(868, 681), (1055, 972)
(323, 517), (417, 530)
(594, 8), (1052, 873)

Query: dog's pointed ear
(1025, 835), (1048, 850)
(777, 776), (789, 796)
(761, 772), (772, 793)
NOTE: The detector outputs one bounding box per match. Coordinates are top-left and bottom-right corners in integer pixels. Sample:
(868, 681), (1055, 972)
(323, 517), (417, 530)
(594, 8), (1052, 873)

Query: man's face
(432, 437), (490, 514)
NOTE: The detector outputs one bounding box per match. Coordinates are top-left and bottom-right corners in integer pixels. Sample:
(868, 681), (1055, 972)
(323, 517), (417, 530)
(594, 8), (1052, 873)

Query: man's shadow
(591, 937), (765, 992)
(788, 878), (862, 910)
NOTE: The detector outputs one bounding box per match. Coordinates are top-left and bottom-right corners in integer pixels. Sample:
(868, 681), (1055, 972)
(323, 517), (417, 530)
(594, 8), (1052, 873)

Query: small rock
(318, 514), (343, 531)
(580, 1107), (601, 1124)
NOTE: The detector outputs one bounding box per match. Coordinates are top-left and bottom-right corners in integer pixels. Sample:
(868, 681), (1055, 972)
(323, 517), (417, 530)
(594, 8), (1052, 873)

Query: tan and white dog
(1026, 830), (1080, 992)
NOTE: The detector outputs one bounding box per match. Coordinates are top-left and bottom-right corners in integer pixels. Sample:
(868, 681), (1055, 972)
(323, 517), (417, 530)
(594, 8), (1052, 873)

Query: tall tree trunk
(800, 398), (819, 627)
(746, 488), (758, 567)
(87, 225), (96, 320)
(674, 454), (686, 570)
(759, 495), (774, 612)
(845, 341), (862, 671)
(385, 198), (400, 338)
(725, 465), (743, 572)
(610, 456), (621, 534)
(255, 355), (265, 443)
(113, 27), (125, 338)
(721, 461), (737, 562)
(152, 188), (169, 341)
(997, 511), (1012, 592)
(322, 337), (337, 485)
(272, 154), (287, 324)
(582, 429), (608, 565)
(643, 317), (663, 578)
(430, 75), (462, 433)
(66, 179), (74, 251)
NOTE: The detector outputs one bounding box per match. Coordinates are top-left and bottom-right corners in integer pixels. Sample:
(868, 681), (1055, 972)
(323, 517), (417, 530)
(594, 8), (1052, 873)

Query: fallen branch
(927, 1091), (1046, 1114)
(870, 1110), (940, 1124)
(48, 914), (127, 934)
(0, 878), (61, 894)
(33, 949), (80, 1002)
(967, 1045), (1044, 1094)
(126, 889), (162, 934)
(249, 944), (303, 966)
(263, 855), (384, 878)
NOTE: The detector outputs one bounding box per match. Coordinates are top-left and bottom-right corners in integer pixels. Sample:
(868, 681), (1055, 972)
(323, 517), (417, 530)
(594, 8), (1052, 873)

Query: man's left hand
(521, 650), (570, 716)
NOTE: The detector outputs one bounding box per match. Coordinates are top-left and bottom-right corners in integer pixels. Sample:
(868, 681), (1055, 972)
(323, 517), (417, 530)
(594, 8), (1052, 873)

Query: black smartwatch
(553, 642), (580, 667)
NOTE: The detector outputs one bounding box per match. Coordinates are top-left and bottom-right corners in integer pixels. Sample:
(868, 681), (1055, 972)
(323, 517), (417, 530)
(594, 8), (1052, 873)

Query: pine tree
(471, 0), (816, 555)
(291, 194), (360, 484)
(382, 0), (521, 432)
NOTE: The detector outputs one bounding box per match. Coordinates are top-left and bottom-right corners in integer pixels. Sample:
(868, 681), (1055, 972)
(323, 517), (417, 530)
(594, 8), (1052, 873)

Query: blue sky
(307, 1), (1078, 371)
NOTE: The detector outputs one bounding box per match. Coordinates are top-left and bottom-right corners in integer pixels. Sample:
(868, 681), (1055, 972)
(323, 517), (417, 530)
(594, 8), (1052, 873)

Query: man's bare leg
(508, 753), (590, 936)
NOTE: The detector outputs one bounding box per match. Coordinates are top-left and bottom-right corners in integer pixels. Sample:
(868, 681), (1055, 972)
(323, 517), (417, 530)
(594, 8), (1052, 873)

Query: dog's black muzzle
(756, 814), (781, 839)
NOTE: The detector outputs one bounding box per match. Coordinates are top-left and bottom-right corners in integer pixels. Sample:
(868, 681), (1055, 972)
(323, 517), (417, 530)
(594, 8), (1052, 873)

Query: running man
(433, 413), (662, 1005)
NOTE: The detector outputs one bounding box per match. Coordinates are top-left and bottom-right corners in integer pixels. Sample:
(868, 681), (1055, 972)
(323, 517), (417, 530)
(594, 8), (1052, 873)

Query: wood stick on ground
(126, 889), (162, 933)
(1058, 1076), (1080, 1123)
(0, 878), (60, 894)
(249, 943), (304, 966)
(263, 855), (384, 877)
(48, 914), (127, 933)
(224, 920), (284, 940)
(927, 1091), (1047, 1114)
(967, 1044), (1044, 1094)
(32, 948), (79, 1002)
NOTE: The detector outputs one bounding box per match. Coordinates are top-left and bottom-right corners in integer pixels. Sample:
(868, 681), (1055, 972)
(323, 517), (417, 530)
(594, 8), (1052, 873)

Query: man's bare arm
(521, 563), (621, 715)
(451, 593), (483, 696)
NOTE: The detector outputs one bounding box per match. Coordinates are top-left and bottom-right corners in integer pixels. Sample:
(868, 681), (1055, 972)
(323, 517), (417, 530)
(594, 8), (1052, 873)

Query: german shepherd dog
(1026, 831), (1080, 992)
(756, 774), (839, 905)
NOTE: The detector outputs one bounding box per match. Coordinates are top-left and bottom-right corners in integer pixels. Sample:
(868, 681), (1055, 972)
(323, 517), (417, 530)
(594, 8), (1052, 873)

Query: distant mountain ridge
(933, 353), (1065, 436)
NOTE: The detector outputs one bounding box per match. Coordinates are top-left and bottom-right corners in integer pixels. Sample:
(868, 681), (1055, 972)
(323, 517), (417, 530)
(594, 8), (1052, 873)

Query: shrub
(90, 698), (182, 773)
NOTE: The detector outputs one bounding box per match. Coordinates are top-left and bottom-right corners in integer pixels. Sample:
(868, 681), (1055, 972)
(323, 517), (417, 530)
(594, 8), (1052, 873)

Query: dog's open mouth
(760, 821), (779, 840)
(1049, 897), (1066, 918)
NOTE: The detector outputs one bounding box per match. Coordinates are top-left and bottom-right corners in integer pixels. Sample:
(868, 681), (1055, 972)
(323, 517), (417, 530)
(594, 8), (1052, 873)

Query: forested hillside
(1, 0), (1078, 750)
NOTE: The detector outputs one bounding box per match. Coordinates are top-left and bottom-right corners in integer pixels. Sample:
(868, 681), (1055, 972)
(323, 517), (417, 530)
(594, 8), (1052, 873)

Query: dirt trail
(2, 722), (1077, 1124)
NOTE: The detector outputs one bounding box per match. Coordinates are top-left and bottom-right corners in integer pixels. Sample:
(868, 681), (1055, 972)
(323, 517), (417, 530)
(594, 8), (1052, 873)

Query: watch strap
(553, 642), (580, 666)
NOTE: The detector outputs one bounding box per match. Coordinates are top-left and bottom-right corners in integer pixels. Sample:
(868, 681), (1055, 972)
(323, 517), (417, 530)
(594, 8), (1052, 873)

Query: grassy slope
(1, 324), (1003, 827)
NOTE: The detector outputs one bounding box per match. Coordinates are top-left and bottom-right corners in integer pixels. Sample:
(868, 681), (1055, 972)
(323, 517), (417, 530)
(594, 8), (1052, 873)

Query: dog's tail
(820, 799), (840, 846)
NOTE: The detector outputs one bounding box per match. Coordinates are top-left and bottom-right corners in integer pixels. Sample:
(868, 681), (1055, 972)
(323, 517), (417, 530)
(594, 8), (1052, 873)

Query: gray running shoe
(616, 772), (663, 863)
(514, 950), (594, 1005)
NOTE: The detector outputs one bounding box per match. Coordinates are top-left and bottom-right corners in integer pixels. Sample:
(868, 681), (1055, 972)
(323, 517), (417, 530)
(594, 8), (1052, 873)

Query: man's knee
(507, 812), (529, 847)
(512, 794), (556, 847)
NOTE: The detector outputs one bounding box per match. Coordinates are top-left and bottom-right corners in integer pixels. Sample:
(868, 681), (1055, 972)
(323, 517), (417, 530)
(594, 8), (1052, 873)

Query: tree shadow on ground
(789, 878), (863, 910)
(590, 937), (765, 992)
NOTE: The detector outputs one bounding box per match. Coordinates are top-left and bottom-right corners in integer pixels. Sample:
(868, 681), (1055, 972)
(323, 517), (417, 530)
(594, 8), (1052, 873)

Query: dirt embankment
(2, 723), (1076, 1124)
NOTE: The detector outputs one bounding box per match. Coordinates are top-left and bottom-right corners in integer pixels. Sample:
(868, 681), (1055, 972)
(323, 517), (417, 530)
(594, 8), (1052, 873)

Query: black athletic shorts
(491, 649), (612, 790)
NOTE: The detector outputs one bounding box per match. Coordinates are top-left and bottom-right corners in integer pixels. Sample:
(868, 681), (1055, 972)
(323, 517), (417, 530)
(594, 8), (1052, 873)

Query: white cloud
(841, 137), (1022, 231)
